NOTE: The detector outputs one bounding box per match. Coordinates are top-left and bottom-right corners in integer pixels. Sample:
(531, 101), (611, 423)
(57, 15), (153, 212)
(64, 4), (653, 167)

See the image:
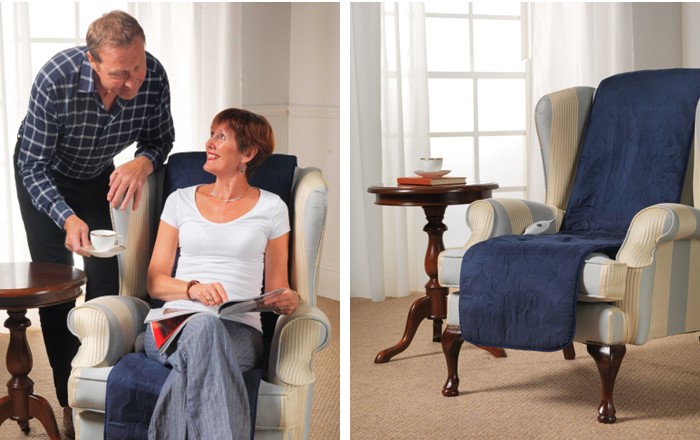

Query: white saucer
(87, 244), (126, 258)
(414, 170), (451, 178)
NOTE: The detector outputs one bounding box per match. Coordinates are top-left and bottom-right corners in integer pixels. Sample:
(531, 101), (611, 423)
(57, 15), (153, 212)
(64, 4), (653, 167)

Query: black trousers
(13, 138), (119, 407)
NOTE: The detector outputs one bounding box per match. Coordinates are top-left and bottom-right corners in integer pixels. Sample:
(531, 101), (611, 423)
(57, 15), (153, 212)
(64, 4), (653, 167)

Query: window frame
(426, 4), (530, 197)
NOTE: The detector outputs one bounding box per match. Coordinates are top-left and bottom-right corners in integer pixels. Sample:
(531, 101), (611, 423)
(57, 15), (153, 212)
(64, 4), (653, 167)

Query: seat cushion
(104, 352), (263, 440)
(440, 248), (627, 302)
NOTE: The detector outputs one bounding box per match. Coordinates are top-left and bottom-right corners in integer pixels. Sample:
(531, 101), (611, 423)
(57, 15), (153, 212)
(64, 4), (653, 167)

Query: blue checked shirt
(16, 46), (175, 228)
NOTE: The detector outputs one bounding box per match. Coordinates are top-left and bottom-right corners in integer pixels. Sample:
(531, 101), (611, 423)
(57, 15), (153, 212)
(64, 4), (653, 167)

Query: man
(13, 10), (174, 438)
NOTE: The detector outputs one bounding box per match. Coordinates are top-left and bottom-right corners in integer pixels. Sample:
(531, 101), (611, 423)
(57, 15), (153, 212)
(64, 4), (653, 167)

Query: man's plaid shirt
(16, 46), (175, 228)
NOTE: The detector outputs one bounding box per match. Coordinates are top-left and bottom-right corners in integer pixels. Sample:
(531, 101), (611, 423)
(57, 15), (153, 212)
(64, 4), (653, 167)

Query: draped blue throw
(459, 69), (700, 351)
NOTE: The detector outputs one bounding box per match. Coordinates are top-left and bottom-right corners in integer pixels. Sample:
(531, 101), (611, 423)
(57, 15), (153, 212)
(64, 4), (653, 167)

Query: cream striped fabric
(687, 240), (700, 331)
(613, 203), (700, 343)
(68, 296), (150, 368)
(290, 169), (328, 307)
(268, 305), (330, 386)
(463, 200), (496, 250)
(110, 173), (156, 300)
(542, 88), (585, 210)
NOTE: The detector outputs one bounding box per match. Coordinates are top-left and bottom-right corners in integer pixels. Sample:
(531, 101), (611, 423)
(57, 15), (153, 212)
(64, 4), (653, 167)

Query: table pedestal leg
(374, 205), (449, 363)
(0, 310), (61, 440)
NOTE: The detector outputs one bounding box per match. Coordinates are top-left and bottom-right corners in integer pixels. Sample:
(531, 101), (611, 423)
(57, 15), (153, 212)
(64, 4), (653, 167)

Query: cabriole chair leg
(587, 343), (626, 424)
(563, 342), (576, 360)
(441, 325), (464, 397)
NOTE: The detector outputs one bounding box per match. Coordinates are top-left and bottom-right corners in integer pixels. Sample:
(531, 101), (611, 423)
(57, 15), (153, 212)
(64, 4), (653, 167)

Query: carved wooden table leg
(0, 310), (61, 440)
(587, 343), (626, 424)
(423, 206), (448, 342)
(375, 295), (432, 363)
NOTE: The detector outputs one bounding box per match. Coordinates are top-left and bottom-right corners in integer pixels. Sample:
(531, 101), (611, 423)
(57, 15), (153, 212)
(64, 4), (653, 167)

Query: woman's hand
(264, 288), (301, 315)
(189, 282), (227, 306)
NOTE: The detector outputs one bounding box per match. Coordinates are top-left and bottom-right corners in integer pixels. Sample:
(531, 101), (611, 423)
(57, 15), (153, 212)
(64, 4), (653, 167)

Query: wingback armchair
(66, 152), (331, 439)
(438, 69), (700, 423)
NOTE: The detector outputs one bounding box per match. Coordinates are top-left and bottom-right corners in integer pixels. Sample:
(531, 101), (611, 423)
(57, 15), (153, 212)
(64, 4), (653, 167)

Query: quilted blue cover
(459, 69), (700, 351)
(105, 352), (263, 440)
(104, 152), (297, 439)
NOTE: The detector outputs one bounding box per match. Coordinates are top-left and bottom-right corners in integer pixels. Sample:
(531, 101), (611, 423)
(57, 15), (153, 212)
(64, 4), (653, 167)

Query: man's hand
(64, 215), (91, 257)
(108, 156), (154, 211)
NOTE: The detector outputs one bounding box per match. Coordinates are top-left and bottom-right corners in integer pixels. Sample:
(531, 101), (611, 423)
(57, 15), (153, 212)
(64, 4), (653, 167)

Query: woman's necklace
(210, 185), (250, 203)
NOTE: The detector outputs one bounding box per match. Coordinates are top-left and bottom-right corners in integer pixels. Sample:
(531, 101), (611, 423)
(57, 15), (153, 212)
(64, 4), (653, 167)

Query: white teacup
(420, 157), (443, 172)
(90, 229), (117, 251)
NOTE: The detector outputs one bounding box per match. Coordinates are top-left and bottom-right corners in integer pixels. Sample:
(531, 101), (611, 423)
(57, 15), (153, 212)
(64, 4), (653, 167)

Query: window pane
(473, 19), (522, 72)
(79, 2), (129, 37)
(428, 79), (473, 133)
(473, 1), (521, 16)
(477, 79), (525, 131)
(430, 137), (475, 180)
(426, 18), (470, 72)
(425, 2), (469, 14)
(29, 3), (75, 39)
(479, 136), (525, 186)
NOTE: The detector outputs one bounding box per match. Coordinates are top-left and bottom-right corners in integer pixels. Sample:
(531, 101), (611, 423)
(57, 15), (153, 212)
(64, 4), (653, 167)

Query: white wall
(633, 3), (682, 70)
(242, 3), (340, 301)
(682, 3), (700, 67)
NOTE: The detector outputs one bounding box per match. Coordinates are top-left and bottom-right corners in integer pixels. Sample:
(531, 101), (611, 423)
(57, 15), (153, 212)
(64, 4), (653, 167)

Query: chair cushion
(441, 248), (627, 302)
(104, 352), (263, 440)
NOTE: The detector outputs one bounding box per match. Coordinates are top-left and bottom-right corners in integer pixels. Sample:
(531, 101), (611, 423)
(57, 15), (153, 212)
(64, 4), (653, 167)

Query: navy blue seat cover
(459, 69), (700, 351)
(105, 152), (297, 439)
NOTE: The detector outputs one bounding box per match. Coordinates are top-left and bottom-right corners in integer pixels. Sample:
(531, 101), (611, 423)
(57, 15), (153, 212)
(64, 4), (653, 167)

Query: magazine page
(218, 288), (286, 318)
(150, 313), (198, 354)
(144, 300), (213, 323)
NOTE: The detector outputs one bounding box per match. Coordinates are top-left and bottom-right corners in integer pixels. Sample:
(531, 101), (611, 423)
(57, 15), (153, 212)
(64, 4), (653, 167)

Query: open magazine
(145, 288), (285, 354)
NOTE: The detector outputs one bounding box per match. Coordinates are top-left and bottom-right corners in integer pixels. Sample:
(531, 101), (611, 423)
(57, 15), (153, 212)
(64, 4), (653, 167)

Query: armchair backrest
(535, 70), (700, 220)
(110, 151), (328, 354)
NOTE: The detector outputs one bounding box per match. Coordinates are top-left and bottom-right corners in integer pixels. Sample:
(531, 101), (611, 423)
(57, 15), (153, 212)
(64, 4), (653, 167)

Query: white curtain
(350, 3), (430, 300)
(0, 3), (241, 264)
(528, 2), (634, 201)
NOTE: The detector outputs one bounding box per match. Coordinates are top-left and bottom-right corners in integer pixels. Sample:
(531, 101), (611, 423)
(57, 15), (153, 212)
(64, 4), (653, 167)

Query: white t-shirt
(160, 185), (290, 332)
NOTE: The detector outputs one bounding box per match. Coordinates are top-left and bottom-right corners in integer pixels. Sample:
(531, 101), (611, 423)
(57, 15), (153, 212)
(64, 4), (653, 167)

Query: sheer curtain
(350, 3), (430, 300)
(0, 3), (242, 264)
(527, 2), (634, 201)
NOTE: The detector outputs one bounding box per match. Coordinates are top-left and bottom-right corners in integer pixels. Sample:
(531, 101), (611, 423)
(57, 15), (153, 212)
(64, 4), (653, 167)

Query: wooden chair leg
(587, 343), (626, 424)
(563, 342), (576, 360)
(441, 325), (464, 397)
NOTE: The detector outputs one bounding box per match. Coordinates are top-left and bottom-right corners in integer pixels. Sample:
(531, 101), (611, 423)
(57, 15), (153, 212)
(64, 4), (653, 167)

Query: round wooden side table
(368, 182), (498, 363)
(0, 262), (86, 440)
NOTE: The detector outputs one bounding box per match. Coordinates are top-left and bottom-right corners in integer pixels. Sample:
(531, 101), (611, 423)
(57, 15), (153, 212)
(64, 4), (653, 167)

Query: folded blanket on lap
(459, 69), (700, 351)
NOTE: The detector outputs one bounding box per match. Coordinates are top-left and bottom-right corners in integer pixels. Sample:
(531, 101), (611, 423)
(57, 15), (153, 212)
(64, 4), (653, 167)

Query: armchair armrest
(266, 304), (331, 387)
(617, 203), (700, 268)
(68, 296), (150, 368)
(463, 198), (560, 249)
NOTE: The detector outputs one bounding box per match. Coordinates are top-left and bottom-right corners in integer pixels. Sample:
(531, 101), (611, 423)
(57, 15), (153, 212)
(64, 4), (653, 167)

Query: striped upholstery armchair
(437, 72), (700, 423)
(66, 152), (331, 439)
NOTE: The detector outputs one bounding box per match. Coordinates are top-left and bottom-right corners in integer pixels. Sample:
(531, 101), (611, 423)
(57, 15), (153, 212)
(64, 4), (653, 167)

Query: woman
(145, 108), (301, 439)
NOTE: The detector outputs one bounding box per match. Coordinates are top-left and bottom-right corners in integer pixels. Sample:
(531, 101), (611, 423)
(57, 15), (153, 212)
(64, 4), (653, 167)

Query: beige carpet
(0, 296), (339, 439)
(352, 294), (700, 439)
